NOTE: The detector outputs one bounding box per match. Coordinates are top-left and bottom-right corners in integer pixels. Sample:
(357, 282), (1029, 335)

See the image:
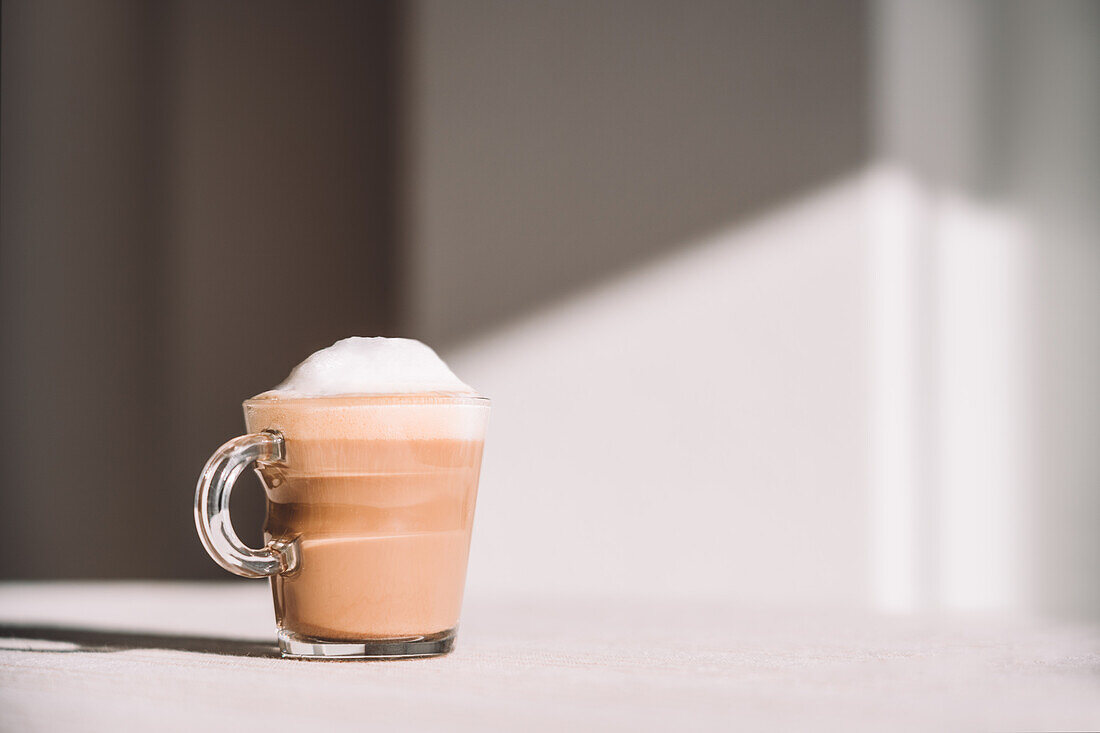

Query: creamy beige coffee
(195, 337), (488, 657)
(244, 394), (487, 640)
(248, 338), (488, 643)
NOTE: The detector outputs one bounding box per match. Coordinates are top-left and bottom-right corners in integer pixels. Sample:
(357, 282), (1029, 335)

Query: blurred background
(2, 0), (1097, 619)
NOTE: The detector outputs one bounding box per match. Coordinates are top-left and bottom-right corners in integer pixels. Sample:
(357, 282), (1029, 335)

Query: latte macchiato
(195, 337), (489, 658)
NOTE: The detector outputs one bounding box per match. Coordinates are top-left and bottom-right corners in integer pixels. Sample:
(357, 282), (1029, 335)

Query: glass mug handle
(194, 430), (300, 578)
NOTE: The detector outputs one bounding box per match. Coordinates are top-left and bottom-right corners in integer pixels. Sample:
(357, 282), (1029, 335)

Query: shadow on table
(0, 624), (279, 658)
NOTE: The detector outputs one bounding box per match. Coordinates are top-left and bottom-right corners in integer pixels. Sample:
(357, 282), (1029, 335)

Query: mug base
(277, 627), (456, 660)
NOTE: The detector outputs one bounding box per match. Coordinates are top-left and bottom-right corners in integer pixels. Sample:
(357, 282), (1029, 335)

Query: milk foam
(248, 338), (485, 441)
(264, 337), (474, 397)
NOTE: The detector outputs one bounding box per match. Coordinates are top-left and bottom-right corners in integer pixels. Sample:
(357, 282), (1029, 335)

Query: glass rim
(243, 392), (490, 407)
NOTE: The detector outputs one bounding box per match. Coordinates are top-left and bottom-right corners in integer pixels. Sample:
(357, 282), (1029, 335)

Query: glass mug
(195, 394), (489, 659)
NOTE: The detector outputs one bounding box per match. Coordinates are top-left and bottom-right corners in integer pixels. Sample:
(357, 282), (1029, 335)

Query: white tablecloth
(1, 582), (1098, 731)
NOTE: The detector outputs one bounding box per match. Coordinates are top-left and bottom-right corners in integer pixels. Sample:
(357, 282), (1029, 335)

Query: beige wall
(446, 176), (872, 604)
(869, 0), (1100, 616)
(11, 0), (1093, 619)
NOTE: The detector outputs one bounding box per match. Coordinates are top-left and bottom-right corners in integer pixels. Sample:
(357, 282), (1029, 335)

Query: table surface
(1, 582), (1098, 731)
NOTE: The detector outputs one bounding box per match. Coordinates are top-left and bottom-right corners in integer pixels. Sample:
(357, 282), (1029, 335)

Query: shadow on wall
(0, 0), (400, 579)
(450, 0), (1100, 618)
(0, 0), (869, 579)
(407, 0), (870, 346)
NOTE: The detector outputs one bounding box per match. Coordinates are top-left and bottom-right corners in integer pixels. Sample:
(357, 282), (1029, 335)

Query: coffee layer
(244, 394), (490, 441)
(250, 430), (486, 640)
